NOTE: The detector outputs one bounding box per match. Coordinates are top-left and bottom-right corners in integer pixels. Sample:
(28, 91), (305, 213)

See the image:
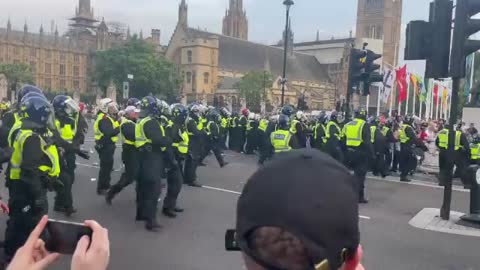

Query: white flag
(381, 67), (395, 104)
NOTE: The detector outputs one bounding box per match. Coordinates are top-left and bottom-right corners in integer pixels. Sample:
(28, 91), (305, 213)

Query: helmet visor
(64, 98), (80, 116)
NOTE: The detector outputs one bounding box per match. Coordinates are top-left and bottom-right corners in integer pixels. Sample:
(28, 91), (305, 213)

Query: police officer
(94, 98), (120, 195)
(324, 111), (344, 162)
(4, 96), (60, 258)
(163, 104), (189, 218)
(436, 124), (470, 187)
(106, 106), (139, 204)
(135, 97), (172, 231)
(343, 108), (372, 203)
(245, 113), (260, 154)
(258, 115), (275, 165)
(52, 95), (86, 216)
(219, 107), (230, 150)
(184, 104), (205, 187)
(270, 114), (293, 154)
(471, 135), (480, 165)
(370, 118), (388, 178)
(312, 112), (327, 151)
(204, 109), (229, 167)
(398, 115), (417, 182)
(228, 112), (238, 150)
(290, 111), (308, 149)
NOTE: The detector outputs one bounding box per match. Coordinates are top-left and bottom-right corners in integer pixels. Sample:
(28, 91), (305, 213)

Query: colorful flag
(396, 65), (407, 103)
(418, 76), (427, 102)
(410, 74), (419, 95)
(381, 66), (395, 104)
(433, 83), (439, 105)
(442, 86), (449, 107)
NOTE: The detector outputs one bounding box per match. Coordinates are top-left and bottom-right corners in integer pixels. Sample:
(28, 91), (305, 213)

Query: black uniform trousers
(109, 144), (139, 197)
(399, 144), (416, 178)
(137, 149), (164, 222)
(184, 138), (202, 184)
(54, 151), (75, 210)
(164, 158), (183, 210)
(347, 148), (369, 199)
(325, 141), (344, 163)
(205, 138), (225, 166)
(96, 143), (116, 192)
(5, 181), (48, 257)
(439, 150), (469, 186)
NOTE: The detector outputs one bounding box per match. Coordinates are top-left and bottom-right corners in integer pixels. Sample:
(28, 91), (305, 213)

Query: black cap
(236, 149), (359, 270)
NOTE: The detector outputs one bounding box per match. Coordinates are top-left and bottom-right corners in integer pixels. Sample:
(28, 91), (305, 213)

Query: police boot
(145, 219), (162, 232)
(400, 176), (412, 182)
(220, 161), (229, 168)
(162, 208), (177, 218)
(105, 189), (117, 205)
(359, 190), (369, 204)
(64, 207), (77, 217)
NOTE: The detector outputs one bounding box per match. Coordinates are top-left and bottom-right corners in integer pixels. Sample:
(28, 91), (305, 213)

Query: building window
(60, 53), (66, 62)
(14, 47), (20, 55)
(45, 78), (52, 89)
(60, 79), (66, 89)
(45, 63), (51, 74)
(30, 48), (36, 57)
(203, 72), (209, 84)
(73, 66), (79, 77)
(59, 64), (66, 76)
(74, 55), (80, 63)
(187, 50), (192, 63)
(30, 61), (36, 73)
(46, 50), (52, 59)
(186, 72), (192, 84)
(73, 80), (80, 90)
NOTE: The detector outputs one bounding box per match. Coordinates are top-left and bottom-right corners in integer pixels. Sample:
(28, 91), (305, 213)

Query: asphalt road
(0, 128), (478, 270)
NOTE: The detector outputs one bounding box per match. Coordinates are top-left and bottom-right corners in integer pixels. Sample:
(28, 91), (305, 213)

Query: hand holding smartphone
(43, 219), (93, 254)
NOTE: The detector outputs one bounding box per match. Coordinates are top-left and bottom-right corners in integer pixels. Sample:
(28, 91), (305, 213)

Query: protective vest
(247, 120), (254, 131)
(313, 123), (327, 143)
(344, 119), (366, 147)
(206, 121), (219, 136)
(437, 129), (462, 150)
(370, 126), (377, 143)
(94, 113), (119, 143)
(259, 119), (269, 132)
(230, 117), (237, 128)
(382, 126), (390, 137)
(221, 118), (228, 129)
(135, 116), (166, 151)
(270, 129), (292, 153)
(471, 143), (480, 160)
(55, 117), (78, 143)
(10, 129), (60, 180)
(239, 116), (247, 127)
(290, 119), (299, 134)
(172, 129), (189, 155)
(399, 124), (413, 144)
(8, 112), (23, 147)
(325, 121), (342, 140)
(120, 118), (135, 146)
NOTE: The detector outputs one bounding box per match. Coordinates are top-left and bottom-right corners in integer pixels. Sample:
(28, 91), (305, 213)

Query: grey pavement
(0, 130), (478, 269)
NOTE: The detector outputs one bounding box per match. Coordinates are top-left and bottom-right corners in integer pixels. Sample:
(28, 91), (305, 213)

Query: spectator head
(470, 123), (475, 128)
(236, 150), (361, 270)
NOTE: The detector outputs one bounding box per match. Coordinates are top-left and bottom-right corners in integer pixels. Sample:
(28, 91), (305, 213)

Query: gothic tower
(222, 0), (248, 40)
(70, 0), (97, 29)
(355, 0), (402, 66)
(179, 0), (188, 27)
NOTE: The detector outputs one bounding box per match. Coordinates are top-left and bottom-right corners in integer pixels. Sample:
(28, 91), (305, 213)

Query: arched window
(186, 72), (192, 84)
(187, 50), (192, 63)
(203, 72), (210, 84)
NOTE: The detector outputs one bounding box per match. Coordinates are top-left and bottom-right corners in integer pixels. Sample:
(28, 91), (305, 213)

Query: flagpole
(377, 86), (381, 116)
(405, 73), (410, 115)
(430, 81), (434, 119)
(366, 94), (370, 115)
(412, 82), (416, 116)
(389, 85), (394, 116)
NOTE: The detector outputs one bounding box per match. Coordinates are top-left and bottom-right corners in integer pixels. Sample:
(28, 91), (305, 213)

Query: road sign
(123, 82), (129, 99)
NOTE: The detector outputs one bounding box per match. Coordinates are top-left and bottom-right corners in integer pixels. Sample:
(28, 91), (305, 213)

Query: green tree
(0, 63), (34, 96)
(235, 71), (273, 112)
(94, 37), (180, 101)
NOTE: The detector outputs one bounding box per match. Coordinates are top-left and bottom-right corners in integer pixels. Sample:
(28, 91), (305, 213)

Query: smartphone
(225, 229), (241, 251)
(43, 219), (93, 254)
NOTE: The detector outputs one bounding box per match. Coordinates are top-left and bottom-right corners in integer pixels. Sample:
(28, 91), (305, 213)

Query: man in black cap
(234, 149), (364, 270)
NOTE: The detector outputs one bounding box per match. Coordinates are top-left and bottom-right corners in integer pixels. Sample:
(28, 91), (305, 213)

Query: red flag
(396, 65), (407, 103)
(433, 83), (439, 105)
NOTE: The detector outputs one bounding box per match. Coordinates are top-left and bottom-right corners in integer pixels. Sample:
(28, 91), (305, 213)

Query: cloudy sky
(1, 0), (433, 72)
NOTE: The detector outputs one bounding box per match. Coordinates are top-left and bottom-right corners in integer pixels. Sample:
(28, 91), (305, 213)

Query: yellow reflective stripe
(10, 130), (33, 180)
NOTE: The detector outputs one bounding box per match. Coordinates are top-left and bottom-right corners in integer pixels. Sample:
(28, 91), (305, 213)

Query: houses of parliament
(0, 0), (402, 111)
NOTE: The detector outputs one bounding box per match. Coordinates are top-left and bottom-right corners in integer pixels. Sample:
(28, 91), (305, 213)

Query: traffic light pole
(440, 77), (460, 220)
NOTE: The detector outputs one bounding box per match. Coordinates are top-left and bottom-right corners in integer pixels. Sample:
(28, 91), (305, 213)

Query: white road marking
(201, 185), (371, 220)
(368, 176), (470, 193)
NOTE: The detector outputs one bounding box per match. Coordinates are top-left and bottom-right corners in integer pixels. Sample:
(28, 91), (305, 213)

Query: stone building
(356, 0), (402, 67)
(0, 0), (163, 99)
(222, 0), (248, 40)
(167, 0), (335, 111)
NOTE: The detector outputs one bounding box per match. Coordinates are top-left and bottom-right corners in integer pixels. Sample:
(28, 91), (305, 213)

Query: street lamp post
(281, 0), (294, 107)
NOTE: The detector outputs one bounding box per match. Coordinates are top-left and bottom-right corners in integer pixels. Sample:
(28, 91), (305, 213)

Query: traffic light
(450, 0), (480, 78)
(405, 0), (452, 78)
(362, 49), (382, 96)
(347, 48), (367, 95)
